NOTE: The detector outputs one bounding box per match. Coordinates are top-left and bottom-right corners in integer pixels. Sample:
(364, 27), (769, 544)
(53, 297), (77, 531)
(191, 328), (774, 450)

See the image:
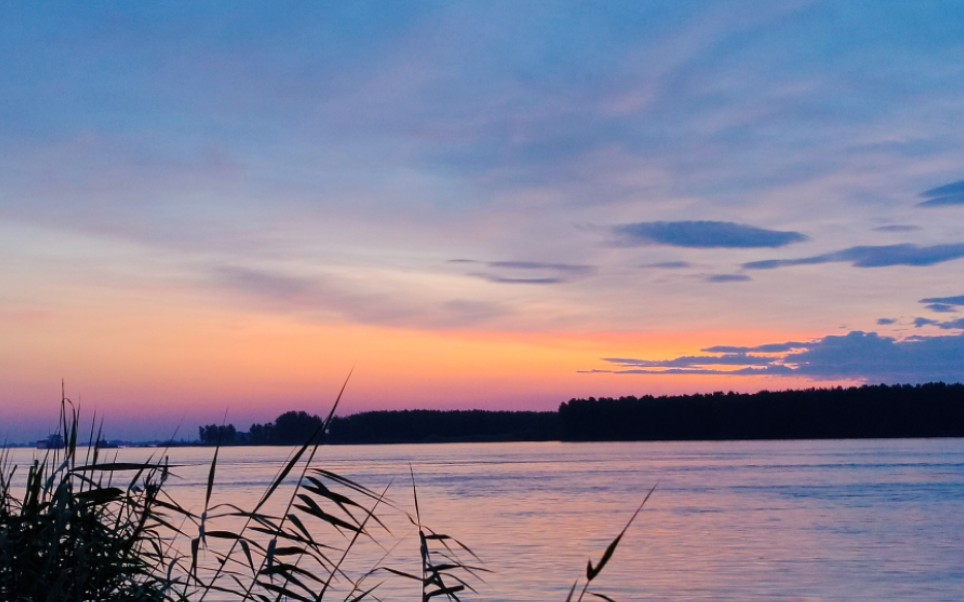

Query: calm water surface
(8, 439), (964, 600)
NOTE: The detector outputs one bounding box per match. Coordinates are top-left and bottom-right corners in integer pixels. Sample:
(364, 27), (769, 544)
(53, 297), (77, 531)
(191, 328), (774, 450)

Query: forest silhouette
(198, 383), (964, 445)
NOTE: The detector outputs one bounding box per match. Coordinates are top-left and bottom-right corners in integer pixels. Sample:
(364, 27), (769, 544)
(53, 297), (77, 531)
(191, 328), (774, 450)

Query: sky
(2, 1), (963, 441)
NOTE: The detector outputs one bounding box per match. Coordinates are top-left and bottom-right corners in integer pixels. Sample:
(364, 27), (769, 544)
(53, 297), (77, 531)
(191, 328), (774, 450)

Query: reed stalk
(1, 383), (653, 601)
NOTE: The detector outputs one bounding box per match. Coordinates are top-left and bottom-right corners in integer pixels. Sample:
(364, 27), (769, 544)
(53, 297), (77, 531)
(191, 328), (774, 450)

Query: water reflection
(4, 439), (964, 599)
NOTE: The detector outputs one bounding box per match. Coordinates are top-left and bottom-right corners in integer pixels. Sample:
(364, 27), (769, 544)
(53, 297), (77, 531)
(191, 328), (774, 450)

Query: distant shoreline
(183, 383), (964, 447)
(7, 383), (960, 448)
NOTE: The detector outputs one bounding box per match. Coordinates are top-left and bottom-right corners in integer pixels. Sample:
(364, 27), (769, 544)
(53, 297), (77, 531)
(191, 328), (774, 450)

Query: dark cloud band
(589, 330), (964, 383)
(744, 243), (964, 270)
(919, 179), (964, 207)
(920, 295), (964, 306)
(613, 220), (807, 249)
(705, 274), (751, 283)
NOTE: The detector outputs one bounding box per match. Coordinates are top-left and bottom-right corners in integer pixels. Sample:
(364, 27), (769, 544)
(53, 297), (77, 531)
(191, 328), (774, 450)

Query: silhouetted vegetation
(559, 383), (964, 441)
(202, 410), (558, 446)
(326, 410), (559, 444)
(205, 383), (963, 446)
(200, 410), (326, 446)
(1, 400), (180, 600)
(3, 386), (648, 601)
(198, 423), (236, 445)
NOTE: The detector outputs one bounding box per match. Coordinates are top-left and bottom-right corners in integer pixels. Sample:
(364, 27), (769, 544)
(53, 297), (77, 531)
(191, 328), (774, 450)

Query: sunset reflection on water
(5, 439), (963, 600)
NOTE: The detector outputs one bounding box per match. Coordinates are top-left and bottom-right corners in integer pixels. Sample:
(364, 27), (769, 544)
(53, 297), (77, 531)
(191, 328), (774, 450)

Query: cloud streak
(873, 225), (920, 233)
(612, 221), (807, 249)
(920, 295), (964, 306)
(744, 244), (964, 270)
(451, 259), (595, 285)
(639, 261), (692, 269)
(210, 265), (512, 329)
(923, 304), (957, 313)
(914, 317), (964, 330)
(588, 331), (964, 384)
(918, 179), (964, 207)
(705, 274), (751, 283)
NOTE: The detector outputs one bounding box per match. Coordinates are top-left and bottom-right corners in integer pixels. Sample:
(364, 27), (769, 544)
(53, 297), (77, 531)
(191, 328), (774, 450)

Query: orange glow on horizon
(0, 288), (845, 440)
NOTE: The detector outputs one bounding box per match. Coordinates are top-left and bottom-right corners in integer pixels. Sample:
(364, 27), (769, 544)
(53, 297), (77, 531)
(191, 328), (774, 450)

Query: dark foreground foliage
(3, 384), (651, 601)
(0, 400), (180, 601)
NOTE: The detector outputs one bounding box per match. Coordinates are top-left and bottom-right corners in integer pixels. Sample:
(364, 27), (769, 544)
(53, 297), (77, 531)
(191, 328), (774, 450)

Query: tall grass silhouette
(0, 389), (185, 600)
(1, 382), (653, 601)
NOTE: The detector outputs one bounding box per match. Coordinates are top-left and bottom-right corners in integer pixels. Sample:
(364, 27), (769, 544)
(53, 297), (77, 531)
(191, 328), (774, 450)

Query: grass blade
(586, 483), (656, 582)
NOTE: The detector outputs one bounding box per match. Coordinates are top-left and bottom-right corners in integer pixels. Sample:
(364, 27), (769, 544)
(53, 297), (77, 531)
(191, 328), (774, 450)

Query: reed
(0, 392), (188, 600)
(1, 383), (652, 601)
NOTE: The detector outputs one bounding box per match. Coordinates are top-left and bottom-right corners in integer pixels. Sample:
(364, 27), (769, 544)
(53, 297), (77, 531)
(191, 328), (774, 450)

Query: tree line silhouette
(325, 409), (558, 444)
(199, 409), (557, 445)
(199, 410), (325, 445)
(198, 383), (964, 445)
(559, 383), (964, 441)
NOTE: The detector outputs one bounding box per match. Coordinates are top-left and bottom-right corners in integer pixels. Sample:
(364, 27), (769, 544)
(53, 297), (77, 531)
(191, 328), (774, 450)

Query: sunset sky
(2, 1), (963, 441)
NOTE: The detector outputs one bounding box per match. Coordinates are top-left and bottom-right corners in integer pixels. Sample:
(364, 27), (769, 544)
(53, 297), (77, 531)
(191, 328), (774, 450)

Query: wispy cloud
(587, 331), (964, 383)
(602, 353), (776, 369)
(703, 342), (809, 353)
(914, 295), (964, 326)
(468, 274), (567, 285)
(918, 179), (964, 207)
(920, 295), (964, 306)
(210, 265), (512, 329)
(873, 224), (920, 233)
(923, 304), (958, 313)
(914, 317), (964, 330)
(744, 244), (964, 270)
(639, 261), (692, 269)
(613, 221), (807, 248)
(705, 274), (751, 283)
(450, 259), (595, 285)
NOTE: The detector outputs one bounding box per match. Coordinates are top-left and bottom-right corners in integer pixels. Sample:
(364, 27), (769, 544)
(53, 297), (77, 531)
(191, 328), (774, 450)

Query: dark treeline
(559, 383), (964, 441)
(197, 383), (964, 445)
(199, 410), (324, 445)
(326, 409), (559, 444)
(199, 409), (558, 445)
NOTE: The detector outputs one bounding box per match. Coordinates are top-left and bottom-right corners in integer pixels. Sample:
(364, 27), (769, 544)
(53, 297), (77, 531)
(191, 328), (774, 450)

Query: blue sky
(1, 1), (963, 439)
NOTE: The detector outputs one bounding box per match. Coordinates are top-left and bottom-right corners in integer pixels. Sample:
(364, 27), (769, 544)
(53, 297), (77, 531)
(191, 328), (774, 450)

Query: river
(5, 438), (964, 600)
